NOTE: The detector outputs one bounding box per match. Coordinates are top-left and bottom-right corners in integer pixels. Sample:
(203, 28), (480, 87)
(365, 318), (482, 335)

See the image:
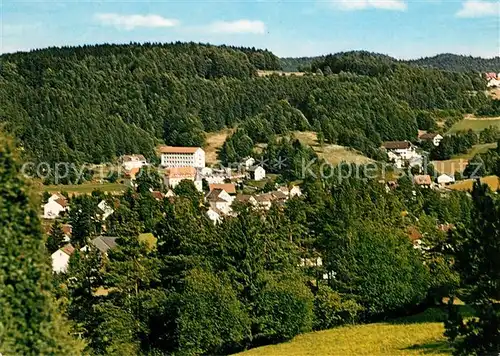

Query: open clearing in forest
(205, 129), (234, 165)
(236, 308), (462, 356)
(292, 131), (373, 165)
(447, 115), (500, 133)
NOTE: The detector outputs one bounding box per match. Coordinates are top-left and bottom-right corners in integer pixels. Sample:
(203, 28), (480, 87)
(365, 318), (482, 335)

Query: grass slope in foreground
(237, 309), (452, 356)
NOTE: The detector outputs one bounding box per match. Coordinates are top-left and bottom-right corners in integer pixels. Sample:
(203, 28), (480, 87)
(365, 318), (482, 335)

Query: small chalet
(98, 200), (115, 220)
(234, 194), (258, 207)
(437, 174), (455, 186)
(419, 133), (443, 147)
(51, 244), (75, 273)
(209, 183), (237, 195)
(206, 188), (234, 215)
(44, 193), (69, 219)
(413, 174), (432, 187)
(247, 166), (266, 181)
(120, 154), (147, 171)
(240, 157), (256, 170)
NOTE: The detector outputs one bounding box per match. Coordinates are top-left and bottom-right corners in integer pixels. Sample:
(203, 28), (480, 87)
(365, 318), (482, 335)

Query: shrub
(313, 286), (364, 330)
(254, 274), (314, 343)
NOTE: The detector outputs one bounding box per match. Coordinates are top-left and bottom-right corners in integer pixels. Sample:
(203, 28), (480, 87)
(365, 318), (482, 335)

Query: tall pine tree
(0, 133), (83, 354)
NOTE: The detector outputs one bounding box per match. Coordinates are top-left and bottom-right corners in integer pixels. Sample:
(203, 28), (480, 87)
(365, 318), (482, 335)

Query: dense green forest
(0, 43), (492, 165)
(407, 54), (500, 73)
(281, 53), (500, 73)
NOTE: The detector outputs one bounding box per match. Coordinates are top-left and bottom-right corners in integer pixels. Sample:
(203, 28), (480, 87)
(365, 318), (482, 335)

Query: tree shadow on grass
(388, 305), (476, 325)
(403, 340), (452, 354)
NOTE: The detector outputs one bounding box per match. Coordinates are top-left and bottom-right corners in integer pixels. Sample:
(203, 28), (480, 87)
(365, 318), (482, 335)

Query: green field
(40, 182), (127, 195)
(236, 308), (460, 356)
(452, 142), (497, 160)
(448, 117), (500, 133)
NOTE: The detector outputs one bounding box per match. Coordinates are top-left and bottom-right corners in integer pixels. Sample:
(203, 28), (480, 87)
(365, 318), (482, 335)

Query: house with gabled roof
(164, 167), (203, 192)
(209, 183), (237, 195)
(419, 133), (443, 147)
(51, 244), (76, 273)
(44, 193), (69, 219)
(206, 188), (234, 215)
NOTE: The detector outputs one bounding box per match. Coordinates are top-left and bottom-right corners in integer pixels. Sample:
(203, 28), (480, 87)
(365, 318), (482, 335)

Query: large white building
(159, 146), (205, 168)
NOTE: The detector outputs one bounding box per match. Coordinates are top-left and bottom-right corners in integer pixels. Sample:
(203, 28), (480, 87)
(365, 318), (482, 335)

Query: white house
(382, 141), (419, 160)
(437, 174), (455, 186)
(206, 207), (223, 225)
(234, 195), (258, 207)
(247, 166), (266, 181)
(419, 133), (443, 147)
(206, 188), (234, 215)
(159, 146), (205, 168)
(278, 185), (302, 198)
(164, 167), (203, 192)
(98, 200), (114, 220)
(43, 194), (69, 219)
(120, 154), (147, 171)
(240, 157), (256, 170)
(51, 244), (75, 273)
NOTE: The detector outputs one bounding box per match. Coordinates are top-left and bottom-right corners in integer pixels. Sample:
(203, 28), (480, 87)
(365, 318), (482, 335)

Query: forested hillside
(407, 54), (500, 73)
(0, 43), (491, 164)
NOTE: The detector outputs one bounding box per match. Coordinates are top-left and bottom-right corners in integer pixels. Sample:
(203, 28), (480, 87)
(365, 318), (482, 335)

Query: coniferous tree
(0, 133), (83, 354)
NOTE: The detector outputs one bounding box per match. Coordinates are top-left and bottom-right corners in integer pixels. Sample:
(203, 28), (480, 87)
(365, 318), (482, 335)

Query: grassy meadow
(448, 116), (500, 134)
(448, 175), (500, 192)
(236, 308), (467, 356)
(292, 131), (373, 165)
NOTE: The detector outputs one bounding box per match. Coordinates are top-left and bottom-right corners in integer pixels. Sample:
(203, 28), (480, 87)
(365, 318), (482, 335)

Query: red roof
(209, 183), (236, 195)
(55, 198), (68, 208)
(60, 244), (75, 256)
(165, 167), (197, 179)
(414, 175), (432, 185)
(159, 146), (200, 154)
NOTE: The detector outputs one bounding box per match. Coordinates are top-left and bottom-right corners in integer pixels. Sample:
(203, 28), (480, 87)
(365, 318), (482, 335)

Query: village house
(234, 194), (258, 207)
(278, 185), (303, 198)
(85, 236), (118, 256)
(247, 165), (266, 181)
(419, 133), (443, 147)
(165, 189), (176, 198)
(98, 200), (115, 220)
(383, 141), (422, 169)
(164, 167), (203, 192)
(437, 173), (455, 186)
(206, 188), (234, 215)
(151, 191), (165, 201)
(254, 193), (273, 210)
(209, 183), (237, 195)
(413, 174), (432, 188)
(159, 146), (205, 168)
(51, 244), (75, 273)
(43, 193), (69, 219)
(120, 154), (147, 171)
(240, 157), (256, 170)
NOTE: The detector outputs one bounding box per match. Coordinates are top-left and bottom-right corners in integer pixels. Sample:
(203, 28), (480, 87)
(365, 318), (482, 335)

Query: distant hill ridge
(280, 52), (500, 73)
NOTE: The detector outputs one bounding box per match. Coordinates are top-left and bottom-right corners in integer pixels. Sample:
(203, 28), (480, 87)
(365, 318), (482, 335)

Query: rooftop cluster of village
(382, 132), (457, 188)
(44, 146), (303, 273)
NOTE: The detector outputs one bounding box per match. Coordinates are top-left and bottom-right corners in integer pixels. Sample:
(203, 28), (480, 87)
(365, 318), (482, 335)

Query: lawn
(448, 175), (500, 192)
(452, 143), (497, 160)
(447, 116), (500, 134)
(292, 131), (373, 166)
(236, 309), (455, 356)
